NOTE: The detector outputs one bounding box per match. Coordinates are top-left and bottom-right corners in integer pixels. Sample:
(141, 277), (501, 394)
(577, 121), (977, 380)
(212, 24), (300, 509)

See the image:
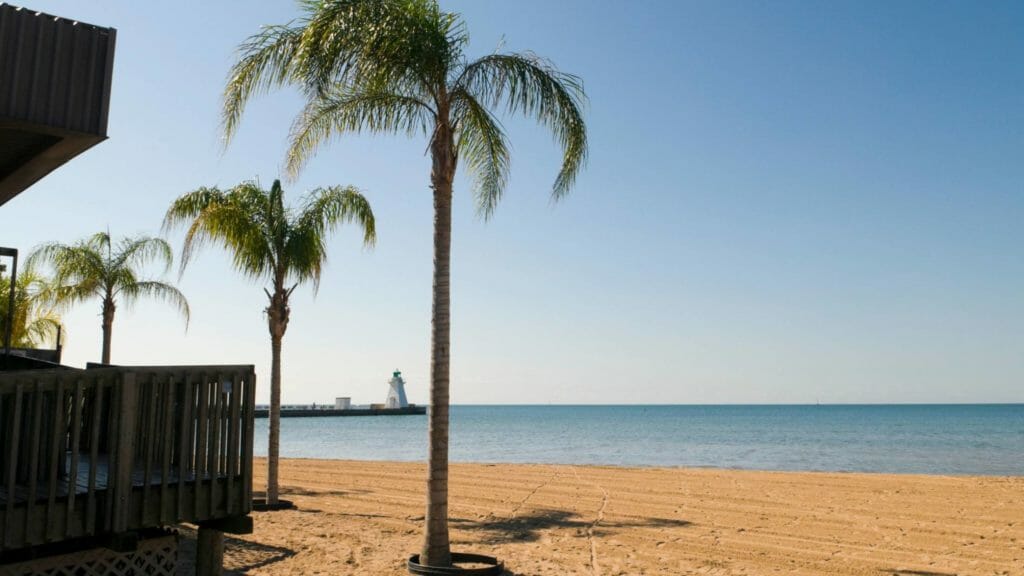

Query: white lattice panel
(0, 534), (177, 576)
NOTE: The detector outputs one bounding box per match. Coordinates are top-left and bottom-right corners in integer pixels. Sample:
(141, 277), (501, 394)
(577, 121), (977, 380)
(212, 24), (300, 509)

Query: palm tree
(28, 232), (190, 365)
(221, 0), (588, 566)
(0, 264), (62, 349)
(163, 179), (375, 505)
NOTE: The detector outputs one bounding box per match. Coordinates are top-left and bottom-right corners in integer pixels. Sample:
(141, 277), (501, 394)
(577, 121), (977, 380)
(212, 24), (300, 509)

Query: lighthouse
(385, 370), (409, 408)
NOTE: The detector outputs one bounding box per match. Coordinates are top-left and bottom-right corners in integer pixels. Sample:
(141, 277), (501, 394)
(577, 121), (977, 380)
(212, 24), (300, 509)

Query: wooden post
(111, 372), (138, 534)
(196, 526), (224, 576)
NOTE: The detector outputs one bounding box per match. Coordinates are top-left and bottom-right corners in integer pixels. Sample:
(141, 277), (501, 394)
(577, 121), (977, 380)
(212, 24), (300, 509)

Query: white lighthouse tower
(385, 370), (409, 408)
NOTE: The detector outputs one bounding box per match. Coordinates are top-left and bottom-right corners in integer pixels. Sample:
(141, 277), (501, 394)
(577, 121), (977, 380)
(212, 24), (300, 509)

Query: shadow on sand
(880, 565), (958, 569)
(177, 527), (297, 575)
(253, 485), (370, 499)
(883, 571), (958, 576)
(223, 535), (298, 574)
(451, 508), (692, 544)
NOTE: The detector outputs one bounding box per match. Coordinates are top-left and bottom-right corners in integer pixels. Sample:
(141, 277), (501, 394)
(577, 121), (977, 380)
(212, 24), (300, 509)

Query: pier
(256, 370), (425, 418)
(254, 406), (425, 418)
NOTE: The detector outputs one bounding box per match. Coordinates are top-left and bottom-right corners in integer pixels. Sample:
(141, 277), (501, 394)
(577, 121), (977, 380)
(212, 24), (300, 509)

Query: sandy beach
(176, 458), (1024, 575)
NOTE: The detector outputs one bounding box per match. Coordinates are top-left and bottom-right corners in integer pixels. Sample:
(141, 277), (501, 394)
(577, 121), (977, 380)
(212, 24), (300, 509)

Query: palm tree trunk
(267, 324), (283, 505)
(421, 122), (455, 567)
(101, 297), (115, 365)
(265, 284), (289, 506)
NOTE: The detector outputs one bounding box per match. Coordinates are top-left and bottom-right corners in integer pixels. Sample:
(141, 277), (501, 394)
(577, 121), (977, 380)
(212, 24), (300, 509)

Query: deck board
(0, 454), (225, 505)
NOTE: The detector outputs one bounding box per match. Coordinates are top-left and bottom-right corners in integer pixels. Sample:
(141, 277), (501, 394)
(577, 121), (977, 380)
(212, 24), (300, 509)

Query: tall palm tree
(163, 179), (375, 505)
(28, 232), (189, 365)
(221, 0), (587, 566)
(0, 265), (62, 349)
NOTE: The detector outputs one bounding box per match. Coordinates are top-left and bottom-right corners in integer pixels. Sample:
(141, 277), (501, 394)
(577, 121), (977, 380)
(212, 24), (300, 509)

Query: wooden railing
(0, 365), (255, 551)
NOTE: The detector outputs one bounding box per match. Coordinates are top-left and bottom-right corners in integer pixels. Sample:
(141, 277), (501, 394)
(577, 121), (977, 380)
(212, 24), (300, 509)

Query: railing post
(243, 370), (255, 513)
(111, 371), (138, 534)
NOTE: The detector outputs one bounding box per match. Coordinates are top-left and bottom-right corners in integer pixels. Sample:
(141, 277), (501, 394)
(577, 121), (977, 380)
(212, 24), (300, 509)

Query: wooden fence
(0, 365), (255, 551)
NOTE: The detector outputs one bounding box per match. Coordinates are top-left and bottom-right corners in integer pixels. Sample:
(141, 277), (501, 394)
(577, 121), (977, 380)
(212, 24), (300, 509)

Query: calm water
(254, 404), (1024, 475)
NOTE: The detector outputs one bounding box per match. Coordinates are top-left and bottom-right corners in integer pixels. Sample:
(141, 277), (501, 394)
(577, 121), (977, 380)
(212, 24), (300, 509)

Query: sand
(184, 458), (1024, 575)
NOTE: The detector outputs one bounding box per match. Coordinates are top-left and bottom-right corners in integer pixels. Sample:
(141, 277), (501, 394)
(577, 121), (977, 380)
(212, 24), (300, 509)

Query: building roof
(0, 3), (116, 206)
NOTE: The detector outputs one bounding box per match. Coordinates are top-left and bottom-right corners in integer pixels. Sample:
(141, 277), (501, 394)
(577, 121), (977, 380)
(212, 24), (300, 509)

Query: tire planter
(251, 498), (295, 512)
(407, 552), (503, 575)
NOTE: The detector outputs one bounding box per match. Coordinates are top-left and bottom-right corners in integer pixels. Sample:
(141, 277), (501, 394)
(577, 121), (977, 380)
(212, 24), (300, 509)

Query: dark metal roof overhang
(0, 3), (115, 206)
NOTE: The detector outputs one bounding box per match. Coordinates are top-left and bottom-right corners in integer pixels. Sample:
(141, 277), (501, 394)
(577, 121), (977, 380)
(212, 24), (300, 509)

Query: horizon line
(267, 401), (1024, 407)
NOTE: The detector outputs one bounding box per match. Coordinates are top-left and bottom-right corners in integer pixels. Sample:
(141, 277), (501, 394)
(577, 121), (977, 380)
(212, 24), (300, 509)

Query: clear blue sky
(3, 1), (1022, 404)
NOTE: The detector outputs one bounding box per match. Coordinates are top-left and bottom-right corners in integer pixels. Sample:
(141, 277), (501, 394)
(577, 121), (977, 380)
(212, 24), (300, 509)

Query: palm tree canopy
(163, 179), (376, 291)
(222, 0), (588, 219)
(27, 232), (190, 323)
(0, 265), (62, 348)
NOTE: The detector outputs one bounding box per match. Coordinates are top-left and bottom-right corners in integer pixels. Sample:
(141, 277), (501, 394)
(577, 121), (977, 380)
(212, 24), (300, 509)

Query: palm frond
(53, 283), (100, 309)
(286, 185), (376, 291)
(222, 23), (306, 143)
(451, 88), (510, 219)
(456, 52), (588, 199)
(0, 267), (63, 348)
(298, 185), (377, 247)
(162, 186), (229, 228)
(24, 317), (61, 348)
(167, 179), (375, 297)
(25, 231), (189, 350)
(85, 231), (112, 258)
(108, 266), (139, 298)
(268, 179), (290, 249)
(164, 186), (275, 279)
(27, 242), (106, 304)
(114, 236), (174, 276)
(224, 0), (454, 147)
(298, 0), (457, 95)
(120, 281), (191, 327)
(287, 86), (434, 176)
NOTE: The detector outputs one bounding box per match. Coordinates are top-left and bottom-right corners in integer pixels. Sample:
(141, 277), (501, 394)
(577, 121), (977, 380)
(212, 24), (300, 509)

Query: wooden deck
(0, 365), (255, 552)
(0, 453), (240, 503)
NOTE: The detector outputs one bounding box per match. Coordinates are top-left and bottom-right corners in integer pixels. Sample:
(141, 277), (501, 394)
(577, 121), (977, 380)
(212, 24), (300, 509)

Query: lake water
(253, 404), (1024, 475)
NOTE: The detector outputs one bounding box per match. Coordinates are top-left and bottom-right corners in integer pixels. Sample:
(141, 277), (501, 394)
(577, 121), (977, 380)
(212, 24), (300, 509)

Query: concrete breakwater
(254, 406), (426, 418)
